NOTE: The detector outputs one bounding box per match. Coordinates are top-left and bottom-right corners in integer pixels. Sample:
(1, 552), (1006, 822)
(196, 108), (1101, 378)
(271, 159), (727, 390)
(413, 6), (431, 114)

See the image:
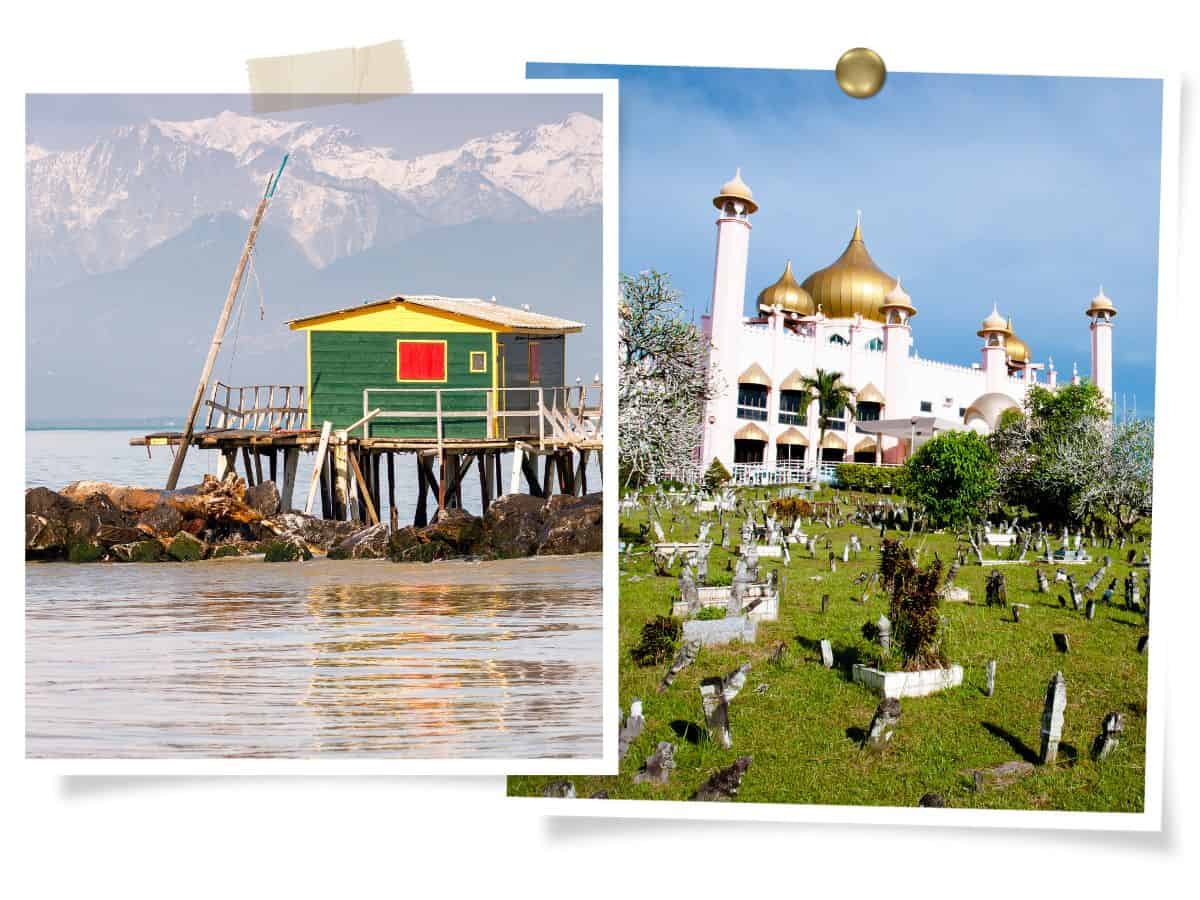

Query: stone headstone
(769, 640), (788, 665)
(633, 741), (676, 785)
(985, 659), (997, 697)
(819, 639), (834, 669)
(821, 593), (830, 614)
(618, 699), (645, 760)
(541, 780), (576, 798)
(1039, 671), (1067, 764)
(689, 755), (752, 801)
(657, 639), (700, 693)
(877, 614), (892, 654)
(1137, 634), (1149, 654)
(1092, 711), (1124, 761)
(1086, 599), (1096, 621)
(972, 760), (1034, 792)
(863, 697), (901, 752)
(918, 793), (947, 808)
(700, 662), (751, 749)
(1053, 632), (1070, 653)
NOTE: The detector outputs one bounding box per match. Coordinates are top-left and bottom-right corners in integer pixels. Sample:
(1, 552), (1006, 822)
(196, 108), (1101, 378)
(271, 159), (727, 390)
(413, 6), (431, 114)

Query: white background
(4, 1), (1197, 896)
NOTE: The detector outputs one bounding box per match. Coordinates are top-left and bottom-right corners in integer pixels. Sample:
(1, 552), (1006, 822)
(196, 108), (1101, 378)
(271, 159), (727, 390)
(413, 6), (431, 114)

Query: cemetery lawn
(508, 489), (1150, 811)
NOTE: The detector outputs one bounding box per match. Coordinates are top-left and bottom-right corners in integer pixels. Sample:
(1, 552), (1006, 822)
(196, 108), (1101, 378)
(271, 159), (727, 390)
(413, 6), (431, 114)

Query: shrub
(902, 431), (998, 527)
(703, 458), (732, 491)
(630, 615), (682, 666)
(767, 496), (812, 522)
(879, 545), (948, 671)
(835, 463), (904, 494)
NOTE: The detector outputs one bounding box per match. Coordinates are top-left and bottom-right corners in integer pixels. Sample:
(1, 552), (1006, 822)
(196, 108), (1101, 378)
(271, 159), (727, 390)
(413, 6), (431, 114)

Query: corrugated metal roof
(287, 294), (585, 332)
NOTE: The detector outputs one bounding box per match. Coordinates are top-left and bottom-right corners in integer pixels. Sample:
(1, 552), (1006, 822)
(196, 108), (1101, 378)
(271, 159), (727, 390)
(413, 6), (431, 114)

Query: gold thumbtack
(836, 48), (887, 99)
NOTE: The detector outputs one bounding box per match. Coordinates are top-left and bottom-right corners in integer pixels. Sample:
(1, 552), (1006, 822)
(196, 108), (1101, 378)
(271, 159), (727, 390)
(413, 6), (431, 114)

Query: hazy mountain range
(26, 110), (603, 421)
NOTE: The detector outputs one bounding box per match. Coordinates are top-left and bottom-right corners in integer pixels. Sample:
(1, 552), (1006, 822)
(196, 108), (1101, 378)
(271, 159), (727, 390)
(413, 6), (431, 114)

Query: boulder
(260, 513), (361, 552)
(66, 538), (105, 563)
(536, 494), (602, 556)
(26, 513), (67, 554)
(110, 539), (167, 562)
(479, 494), (546, 558)
(26, 486), (72, 521)
(424, 508), (484, 551)
(95, 524), (144, 546)
(244, 480), (281, 518)
(328, 523), (390, 560)
(263, 539), (313, 562)
(168, 531), (206, 562)
(137, 502), (184, 538)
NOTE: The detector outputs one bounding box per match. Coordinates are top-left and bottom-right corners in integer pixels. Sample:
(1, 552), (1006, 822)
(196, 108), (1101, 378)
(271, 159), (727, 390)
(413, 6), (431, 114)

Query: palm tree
(799, 369), (856, 476)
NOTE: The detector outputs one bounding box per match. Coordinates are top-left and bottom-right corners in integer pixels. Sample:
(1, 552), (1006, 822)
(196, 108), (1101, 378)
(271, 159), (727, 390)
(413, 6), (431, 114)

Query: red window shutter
(397, 341), (446, 380)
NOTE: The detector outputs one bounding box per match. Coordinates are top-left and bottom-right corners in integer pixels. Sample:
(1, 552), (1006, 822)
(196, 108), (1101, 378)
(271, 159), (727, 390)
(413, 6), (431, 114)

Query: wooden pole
(165, 187), (274, 490)
(303, 421), (333, 515)
(387, 452), (398, 531)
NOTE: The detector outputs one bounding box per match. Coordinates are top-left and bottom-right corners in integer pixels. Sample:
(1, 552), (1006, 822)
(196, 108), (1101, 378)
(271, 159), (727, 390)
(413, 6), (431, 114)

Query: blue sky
(530, 64), (1163, 415)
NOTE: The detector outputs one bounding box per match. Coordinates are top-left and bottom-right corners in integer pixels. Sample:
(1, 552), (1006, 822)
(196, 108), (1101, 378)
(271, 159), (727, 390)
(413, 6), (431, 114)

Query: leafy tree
(619, 271), (721, 486)
(990, 381), (1112, 526)
(703, 458), (731, 491)
(798, 369), (855, 471)
(902, 431), (998, 527)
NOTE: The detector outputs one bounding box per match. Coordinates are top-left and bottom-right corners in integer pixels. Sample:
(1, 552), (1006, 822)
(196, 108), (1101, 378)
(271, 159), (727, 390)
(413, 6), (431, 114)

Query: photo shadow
(669, 719), (705, 745)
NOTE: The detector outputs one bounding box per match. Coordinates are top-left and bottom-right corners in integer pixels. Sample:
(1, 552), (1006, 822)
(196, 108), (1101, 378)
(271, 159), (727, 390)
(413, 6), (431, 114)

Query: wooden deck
(131, 382), (603, 526)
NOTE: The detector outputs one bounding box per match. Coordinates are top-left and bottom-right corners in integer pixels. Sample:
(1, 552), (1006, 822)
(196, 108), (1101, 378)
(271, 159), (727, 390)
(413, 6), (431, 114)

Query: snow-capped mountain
(26, 110), (602, 292)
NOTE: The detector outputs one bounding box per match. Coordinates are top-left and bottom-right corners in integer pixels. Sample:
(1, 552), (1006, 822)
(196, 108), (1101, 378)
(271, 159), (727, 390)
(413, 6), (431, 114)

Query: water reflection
(26, 556), (601, 759)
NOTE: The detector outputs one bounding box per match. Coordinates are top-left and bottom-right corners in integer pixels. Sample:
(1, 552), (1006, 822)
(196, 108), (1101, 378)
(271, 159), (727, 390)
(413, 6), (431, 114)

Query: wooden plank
(241, 447), (257, 487)
(478, 452), (492, 514)
(387, 452), (397, 530)
(348, 450), (379, 525)
(415, 454), (429, 528)
(303, 421), (334, 515)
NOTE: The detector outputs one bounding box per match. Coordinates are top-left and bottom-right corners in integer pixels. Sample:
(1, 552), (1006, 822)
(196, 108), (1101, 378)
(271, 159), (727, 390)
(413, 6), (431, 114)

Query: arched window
(829, 333), (849, 346)
(865, 337), (884, 351)
(737, 384), (768, 421)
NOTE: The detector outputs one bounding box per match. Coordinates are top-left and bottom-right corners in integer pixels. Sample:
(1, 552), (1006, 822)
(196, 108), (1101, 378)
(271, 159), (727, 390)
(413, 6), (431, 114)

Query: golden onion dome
(757, 260), (815, 315)
(800, 215), (897, 322)
(977, 304), (1011, 337)
(881, 277), (917, 319)
(1006, 319), (1031, 365)
(712, 168), (758, 215)
(1087, 285), (1117, 318)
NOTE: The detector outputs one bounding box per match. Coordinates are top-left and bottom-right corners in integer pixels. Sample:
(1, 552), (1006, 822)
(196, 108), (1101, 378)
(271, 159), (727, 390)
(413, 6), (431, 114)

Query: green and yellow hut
(288, 294), (584, 440)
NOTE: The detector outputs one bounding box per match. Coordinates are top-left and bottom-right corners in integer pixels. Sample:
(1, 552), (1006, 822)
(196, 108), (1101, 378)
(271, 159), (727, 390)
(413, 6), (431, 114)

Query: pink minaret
(978, 304), (1010, 395)
(1087, 286), (1117, 405)
(881, 278), (916, 416)
(701, 169), (757, 469)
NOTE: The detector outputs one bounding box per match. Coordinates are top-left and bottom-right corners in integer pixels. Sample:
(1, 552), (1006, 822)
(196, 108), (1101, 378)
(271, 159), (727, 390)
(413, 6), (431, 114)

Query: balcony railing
(736, 405), (768, 421)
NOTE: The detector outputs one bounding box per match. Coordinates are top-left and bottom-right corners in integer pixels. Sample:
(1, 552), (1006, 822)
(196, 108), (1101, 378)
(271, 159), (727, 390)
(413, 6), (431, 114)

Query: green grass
(508, 488), (1150, 810)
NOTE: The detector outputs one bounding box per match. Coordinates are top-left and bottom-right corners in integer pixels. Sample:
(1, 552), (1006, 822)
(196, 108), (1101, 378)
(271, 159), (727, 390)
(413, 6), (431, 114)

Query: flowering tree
(1042, 417), (1154, 537)
(619, 270), (722, 486)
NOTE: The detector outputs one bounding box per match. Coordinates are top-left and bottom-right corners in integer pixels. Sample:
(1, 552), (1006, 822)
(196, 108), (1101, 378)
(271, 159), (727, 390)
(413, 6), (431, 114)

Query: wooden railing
(204, 382), (308, 431)
(360, 384), (603, 448)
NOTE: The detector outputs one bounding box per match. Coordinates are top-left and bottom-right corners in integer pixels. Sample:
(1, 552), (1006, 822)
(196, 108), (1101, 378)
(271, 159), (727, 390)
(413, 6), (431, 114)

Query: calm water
(25, 430), (603, 759)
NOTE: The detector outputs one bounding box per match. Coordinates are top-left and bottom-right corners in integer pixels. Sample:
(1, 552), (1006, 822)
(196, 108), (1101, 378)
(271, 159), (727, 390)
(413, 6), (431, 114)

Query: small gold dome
(977, 304), (1011, 338)
(1087, 285), (1117, 318)
(712, 168), (758, 215)
(1006, 319), (1031, 365)
(800, 216), (897, 322)
(757, 260), (815, 315)
(881, 277), (917, 319)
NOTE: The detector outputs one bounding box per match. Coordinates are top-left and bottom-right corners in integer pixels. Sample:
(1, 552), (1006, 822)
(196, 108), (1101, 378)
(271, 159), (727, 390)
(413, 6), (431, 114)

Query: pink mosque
(699, 170), (1117, 481)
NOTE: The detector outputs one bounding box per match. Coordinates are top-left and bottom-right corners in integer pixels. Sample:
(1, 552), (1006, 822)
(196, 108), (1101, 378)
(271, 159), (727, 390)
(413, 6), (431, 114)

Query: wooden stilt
(281, 448), (299, 511)
(523, 452), (543, 497)
(578, 449), (589, 496)
(437, 453), (447, 517)
(348, 450), (379, 526)
(319, 453), (333, 519)
(241, 447), (256, 487)
(371, 452), (383, 524)
(218, 448), (237, 480)
(478, 452), (492, 514)
(386, 453), (398, 531)
(414, 454), (429, 528)
(253, 449), (264, 486)
(268, 449), (278, 484)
